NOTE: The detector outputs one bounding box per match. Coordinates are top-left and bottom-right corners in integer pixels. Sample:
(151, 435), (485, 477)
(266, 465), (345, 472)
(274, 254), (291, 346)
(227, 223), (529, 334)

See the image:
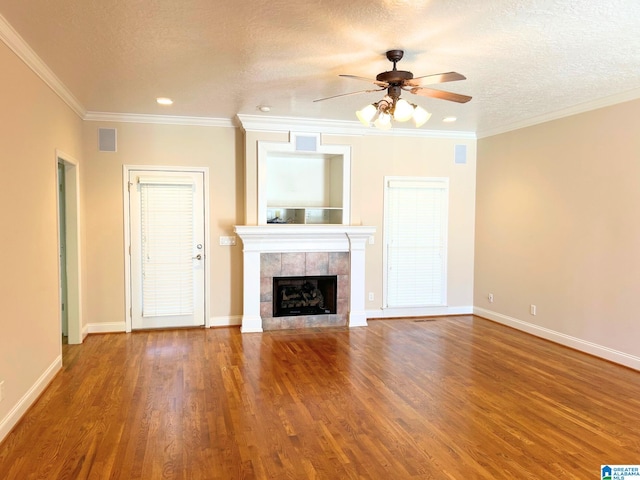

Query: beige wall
(243, 131), (477, 312)
(475, 98), (640, 360)
(81, 121), (244, 327)
(0, 43), (83, 426)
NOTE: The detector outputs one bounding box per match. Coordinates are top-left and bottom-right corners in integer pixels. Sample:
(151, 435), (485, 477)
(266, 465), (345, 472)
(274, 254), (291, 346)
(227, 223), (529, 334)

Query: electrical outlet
(488, 293), (494, 303)
(368, 236), (374, 245)
(530, 304), (537, 315)
(368, 292), (374, 301)
(0, 381), (4, 402)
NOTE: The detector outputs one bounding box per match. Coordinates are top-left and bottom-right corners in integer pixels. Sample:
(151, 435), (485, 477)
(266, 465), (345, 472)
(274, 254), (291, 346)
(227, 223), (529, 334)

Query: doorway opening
(58, 162), (68, 342)
(56, 150), (82, 345)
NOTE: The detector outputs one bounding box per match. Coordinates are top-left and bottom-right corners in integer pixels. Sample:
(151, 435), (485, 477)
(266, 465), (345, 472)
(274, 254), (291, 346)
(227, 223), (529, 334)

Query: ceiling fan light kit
(356, 98), (431, 129)
(316, 49), (470, 131)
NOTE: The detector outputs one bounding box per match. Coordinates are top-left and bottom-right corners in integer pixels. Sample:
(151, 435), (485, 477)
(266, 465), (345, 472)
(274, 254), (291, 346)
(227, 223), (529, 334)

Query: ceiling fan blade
(409, 87), (472, 103)
(405, 72), (466, 87)
(339, 74), (389, 87)
(313, 88), (385, 102)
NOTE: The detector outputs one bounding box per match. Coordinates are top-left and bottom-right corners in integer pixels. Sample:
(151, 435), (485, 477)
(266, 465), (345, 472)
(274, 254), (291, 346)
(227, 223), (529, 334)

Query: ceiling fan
(314, 50), (471, 129)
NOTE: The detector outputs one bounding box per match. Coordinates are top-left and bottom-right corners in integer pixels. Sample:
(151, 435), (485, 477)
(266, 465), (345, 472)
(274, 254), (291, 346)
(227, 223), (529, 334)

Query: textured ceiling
(1, 0), (639, 135)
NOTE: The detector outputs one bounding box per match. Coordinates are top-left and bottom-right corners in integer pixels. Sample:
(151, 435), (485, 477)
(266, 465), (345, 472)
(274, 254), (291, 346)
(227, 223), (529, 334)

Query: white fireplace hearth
(234, 225), (375, 333)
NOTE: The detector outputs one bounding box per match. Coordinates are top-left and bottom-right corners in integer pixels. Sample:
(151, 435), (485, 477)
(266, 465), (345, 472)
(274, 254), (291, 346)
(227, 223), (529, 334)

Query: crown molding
(84, 112), (475, 138)
(0, 11), (471, 139)
(477, 87), (640, 139)
(0, 13), (86, 118)
(83, 111), (235, 127)
(236, 114), (476, 140)
(4, 7), (637, 141)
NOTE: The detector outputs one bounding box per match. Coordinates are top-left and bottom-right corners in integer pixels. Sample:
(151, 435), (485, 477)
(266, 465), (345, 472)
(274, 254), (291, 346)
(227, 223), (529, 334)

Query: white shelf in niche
(258, 133), (351, 225)
(267, 207), (343, 225)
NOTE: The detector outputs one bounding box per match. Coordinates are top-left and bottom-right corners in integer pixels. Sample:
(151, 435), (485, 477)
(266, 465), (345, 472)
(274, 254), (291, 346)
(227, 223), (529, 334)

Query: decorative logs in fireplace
(273, 275), (337, 317)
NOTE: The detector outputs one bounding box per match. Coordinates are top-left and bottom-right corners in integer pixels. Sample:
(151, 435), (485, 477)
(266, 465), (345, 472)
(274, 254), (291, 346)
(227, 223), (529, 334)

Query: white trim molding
(0, 356), (62, 443)
(0, 13), (85, 118)
(210, 315), (242, 328)
(474, 307), (640, 371)
(86, 322), (127, 334)
(84, 111), (235, 127)
(237, 114), (476, 139)
(368, 306), (473, 319)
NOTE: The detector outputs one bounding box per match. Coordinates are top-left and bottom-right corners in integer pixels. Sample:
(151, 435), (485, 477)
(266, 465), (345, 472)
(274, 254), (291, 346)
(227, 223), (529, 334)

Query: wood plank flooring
(1, 316), (639, 479)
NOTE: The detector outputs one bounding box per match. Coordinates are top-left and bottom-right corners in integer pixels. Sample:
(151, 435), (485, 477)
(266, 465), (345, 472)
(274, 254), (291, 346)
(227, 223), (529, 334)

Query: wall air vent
(98, 128), (117, 152)
(454, 144), (467, 164)
(295, 135), (318, 152)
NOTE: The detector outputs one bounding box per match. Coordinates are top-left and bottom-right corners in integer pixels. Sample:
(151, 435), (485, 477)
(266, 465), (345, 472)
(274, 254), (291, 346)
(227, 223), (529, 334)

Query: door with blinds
(129, 170), (205, 329)
(384, 177), (448, 308)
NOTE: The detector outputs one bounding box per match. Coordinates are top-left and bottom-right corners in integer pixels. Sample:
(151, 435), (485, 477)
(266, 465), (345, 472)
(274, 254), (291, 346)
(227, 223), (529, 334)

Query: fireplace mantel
(235, 225), (376, 332)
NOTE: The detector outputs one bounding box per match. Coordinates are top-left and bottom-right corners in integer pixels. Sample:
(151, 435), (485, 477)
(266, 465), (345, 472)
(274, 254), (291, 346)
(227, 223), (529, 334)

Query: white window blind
(385, 178), (448, 307)
(139, 181), (195, 317)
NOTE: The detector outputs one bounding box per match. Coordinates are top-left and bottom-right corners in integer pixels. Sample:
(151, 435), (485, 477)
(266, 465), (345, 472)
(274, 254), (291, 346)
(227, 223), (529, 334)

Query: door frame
(123, 165), (211, 332)
(58, 162), (68, 337)
(56, 149), (83, 344)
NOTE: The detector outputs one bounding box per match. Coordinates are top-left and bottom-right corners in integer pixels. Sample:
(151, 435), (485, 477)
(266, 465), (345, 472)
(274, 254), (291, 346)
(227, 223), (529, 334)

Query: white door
(384, 177), (449, 308)
(129, 170), (205, 329)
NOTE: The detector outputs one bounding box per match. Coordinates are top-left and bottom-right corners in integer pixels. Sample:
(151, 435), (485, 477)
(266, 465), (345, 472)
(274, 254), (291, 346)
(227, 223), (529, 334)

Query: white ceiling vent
(98, 128), (117, 152)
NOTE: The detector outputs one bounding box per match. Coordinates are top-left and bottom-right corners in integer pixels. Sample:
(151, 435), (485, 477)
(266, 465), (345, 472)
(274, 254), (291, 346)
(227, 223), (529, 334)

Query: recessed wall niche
(257, 133), (351, 225)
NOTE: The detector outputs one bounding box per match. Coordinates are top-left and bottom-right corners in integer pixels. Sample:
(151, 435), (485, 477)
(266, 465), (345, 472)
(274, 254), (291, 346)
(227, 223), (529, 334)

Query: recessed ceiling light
(257, 105), (271, 112)
(443, 116), (457, 123)
(156, 97), (173, 105)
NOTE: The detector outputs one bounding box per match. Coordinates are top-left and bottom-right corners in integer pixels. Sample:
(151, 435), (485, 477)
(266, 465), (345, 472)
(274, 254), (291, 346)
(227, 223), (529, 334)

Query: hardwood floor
(1, 316), (639, 479)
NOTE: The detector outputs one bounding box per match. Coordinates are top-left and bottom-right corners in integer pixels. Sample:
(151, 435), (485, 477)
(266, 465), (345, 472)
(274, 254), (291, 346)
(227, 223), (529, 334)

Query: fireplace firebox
(273, 275), (337, 317)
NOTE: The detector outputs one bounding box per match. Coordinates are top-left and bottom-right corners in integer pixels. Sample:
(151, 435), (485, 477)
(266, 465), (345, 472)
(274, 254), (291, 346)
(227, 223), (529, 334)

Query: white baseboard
(209, 315), (242, 328)
(366, 305), (473, 319)
(86, 322), (127, 334)
(0, 355), (62, 443)
(474, 307), (640, 371)
(348, 310), (369, 328)
(86, 318), (243, 332)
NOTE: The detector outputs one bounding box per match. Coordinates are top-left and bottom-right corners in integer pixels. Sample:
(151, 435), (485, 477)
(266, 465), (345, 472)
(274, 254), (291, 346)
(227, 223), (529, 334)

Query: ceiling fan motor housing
(376, 70), (413, 85)
(378, 49), (413, 100)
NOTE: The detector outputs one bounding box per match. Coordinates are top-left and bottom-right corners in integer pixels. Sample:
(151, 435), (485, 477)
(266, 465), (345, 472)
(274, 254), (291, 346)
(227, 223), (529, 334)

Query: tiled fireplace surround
(235, 225), (376, 332)
(260, 251), (349, 330)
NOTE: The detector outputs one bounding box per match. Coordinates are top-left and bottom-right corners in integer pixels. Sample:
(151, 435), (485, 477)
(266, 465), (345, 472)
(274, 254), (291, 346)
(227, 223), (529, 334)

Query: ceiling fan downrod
(386, 49), (404, 69)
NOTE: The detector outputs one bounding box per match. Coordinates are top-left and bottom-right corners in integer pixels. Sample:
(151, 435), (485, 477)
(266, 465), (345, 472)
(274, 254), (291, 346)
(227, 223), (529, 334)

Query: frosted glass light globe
(393, 99), (413, 122)
(374, 112), (392, 130)
(356, 104), (377, 126)
(413, 105), (432, 127)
